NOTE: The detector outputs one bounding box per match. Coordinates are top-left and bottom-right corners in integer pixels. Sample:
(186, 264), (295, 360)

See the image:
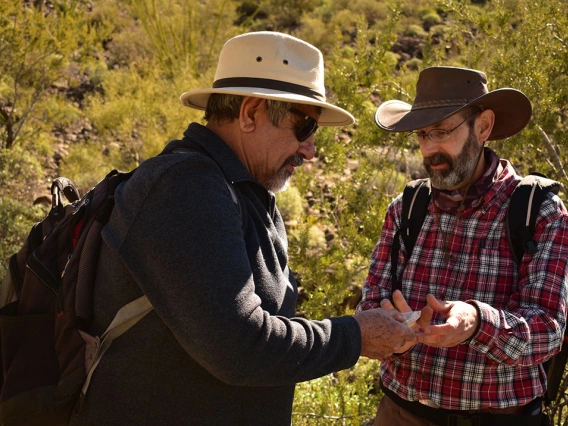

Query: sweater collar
(163, 122), (262, 188)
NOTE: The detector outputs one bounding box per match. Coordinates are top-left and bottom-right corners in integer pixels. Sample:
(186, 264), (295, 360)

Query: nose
(419, 137), (440, 157)
(297, 136), (315, 160)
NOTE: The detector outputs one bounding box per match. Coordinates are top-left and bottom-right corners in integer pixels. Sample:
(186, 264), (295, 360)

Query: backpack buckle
(447, 414), (480, 426)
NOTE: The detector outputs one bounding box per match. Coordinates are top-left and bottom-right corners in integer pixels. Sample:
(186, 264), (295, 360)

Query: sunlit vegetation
(1, 0), (567, 424)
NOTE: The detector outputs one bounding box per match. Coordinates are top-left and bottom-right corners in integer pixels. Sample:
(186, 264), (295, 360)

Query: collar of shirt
(180, 123), (255, 185)
(163, 123), (275, 212)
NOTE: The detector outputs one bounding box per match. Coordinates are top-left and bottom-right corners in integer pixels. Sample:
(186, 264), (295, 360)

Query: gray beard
(265, 171), (291, 193)
(265, 154), (303, 193)
(423, 127), (481, 190)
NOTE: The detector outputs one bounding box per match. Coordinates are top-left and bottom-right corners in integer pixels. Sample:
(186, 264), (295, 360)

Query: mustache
(283, 154), (304, 168)
(423, 152), (453, 168)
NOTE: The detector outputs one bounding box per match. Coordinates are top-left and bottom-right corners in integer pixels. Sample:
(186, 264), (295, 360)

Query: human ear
(476, 109), (495, 142)
(239, 97), (266, 134)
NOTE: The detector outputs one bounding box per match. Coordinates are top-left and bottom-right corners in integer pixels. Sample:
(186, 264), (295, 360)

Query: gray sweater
(70, 123), (361, 426)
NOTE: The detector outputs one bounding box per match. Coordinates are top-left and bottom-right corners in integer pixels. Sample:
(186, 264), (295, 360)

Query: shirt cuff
(465, 300), (500, 353)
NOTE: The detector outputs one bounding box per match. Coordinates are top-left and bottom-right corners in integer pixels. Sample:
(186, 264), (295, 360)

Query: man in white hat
(71, 32), (415, 426)
(358, 66), (568, 425)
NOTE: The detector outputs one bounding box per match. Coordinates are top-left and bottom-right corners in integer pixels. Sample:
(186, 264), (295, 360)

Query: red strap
(72, 219), (84, 249)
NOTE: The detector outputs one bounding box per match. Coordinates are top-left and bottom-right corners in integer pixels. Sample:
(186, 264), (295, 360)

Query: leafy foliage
(292, 358), (381, 425)
(2, 0), (568, 424)
(0, 198), (47, 279)
(0, 0), (104, 149)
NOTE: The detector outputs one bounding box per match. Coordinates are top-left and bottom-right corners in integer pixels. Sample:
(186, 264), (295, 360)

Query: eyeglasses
(289, 107), (319, 142)
(406, 111), (480, 143)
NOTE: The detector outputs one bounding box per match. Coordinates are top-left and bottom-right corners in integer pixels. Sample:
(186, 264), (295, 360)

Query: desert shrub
(277, 185), (305, 223)
(403, 24), (428, 38)
(295, 17), (336, 50)
(128, 0), (241, 78)
(429, 23), (447, 37)
(422, 12), (442, 30)
(0, 0), (104, 149)
(0, 146), (45, 203)
(0, 198), (47, 278)
(354, 0), (389, 27)
(417, 6), (437, 19)
(292, 358), (381, 425)
(3, 0), (568, 424)
(404, 57), (422, 71)
(58, 142), (126, 192)
(85, 62), (202, 163)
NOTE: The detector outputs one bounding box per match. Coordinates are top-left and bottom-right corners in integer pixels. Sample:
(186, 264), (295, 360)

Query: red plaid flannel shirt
(358, 160), (568, 410)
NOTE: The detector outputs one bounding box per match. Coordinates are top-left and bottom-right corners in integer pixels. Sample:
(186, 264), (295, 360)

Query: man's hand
(418, 294), (480, 348)
(354, 307), (416, 360)
(379, 290), (433, 353)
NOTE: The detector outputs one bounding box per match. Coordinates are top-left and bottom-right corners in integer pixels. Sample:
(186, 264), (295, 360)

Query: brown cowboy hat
(375, 66), (532, 140)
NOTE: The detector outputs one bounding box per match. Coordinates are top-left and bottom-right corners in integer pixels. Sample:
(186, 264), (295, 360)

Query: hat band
(412, 98), (471, 110)
(213, 77), (326, 102)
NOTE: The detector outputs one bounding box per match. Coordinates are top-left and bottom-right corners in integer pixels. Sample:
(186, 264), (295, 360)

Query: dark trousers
(373, 393), (545, 426)
(374, 394), (436, 426)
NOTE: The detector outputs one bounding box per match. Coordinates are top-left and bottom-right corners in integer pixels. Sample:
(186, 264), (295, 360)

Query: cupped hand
(379, 290), (433, 353)
(418, 294), (480, 348)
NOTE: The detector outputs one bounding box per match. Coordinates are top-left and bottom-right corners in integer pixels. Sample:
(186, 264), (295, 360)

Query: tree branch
(0, 105), (14, 149)
(537, 125), (568, 185)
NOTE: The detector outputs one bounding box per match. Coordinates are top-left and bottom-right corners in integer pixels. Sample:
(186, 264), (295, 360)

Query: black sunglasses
(289, 107), (319, 142)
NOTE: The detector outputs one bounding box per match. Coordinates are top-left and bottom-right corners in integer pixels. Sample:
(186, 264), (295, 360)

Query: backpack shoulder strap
(78, 294), (153, 411)
(505, 174), (562, 406)
(390, 178), (431, 296)
(506, 174), (560, 265)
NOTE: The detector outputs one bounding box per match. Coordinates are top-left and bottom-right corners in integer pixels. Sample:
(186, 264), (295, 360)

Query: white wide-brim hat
(180, 32), (354, 126)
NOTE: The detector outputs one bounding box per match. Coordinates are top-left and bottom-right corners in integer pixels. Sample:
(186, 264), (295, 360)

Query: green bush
(277, 185), (305, 223)
(403, 24), (428, 38)
(0, 0), (104, 149)
(0, 146), (45, 204)
(405, 57), (422, 71)
(0, 198), (47, 278)
(58, 142), (124, 192)
(417, 6), (436, 19)
(422, 12), (442, 30)
(2, 0), (568, 423)
(292, 358), (381, 426)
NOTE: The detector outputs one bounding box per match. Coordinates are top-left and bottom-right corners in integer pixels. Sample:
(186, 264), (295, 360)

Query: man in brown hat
(358, 66), (568, 425)
(71, 32), (415, 426)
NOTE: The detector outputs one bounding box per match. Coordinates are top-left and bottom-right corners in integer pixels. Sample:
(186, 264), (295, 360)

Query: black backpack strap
(390, 179), (431, 296)
(506, 174), (560, 265)
(505, 173), (563, 406)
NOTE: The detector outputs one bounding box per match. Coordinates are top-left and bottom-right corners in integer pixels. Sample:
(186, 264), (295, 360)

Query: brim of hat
(375, 89), (532, 140)
(180, 88), (355, 126)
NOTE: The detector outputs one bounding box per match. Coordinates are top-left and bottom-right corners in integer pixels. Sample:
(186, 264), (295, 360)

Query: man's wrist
(461, 301), (481, 344)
